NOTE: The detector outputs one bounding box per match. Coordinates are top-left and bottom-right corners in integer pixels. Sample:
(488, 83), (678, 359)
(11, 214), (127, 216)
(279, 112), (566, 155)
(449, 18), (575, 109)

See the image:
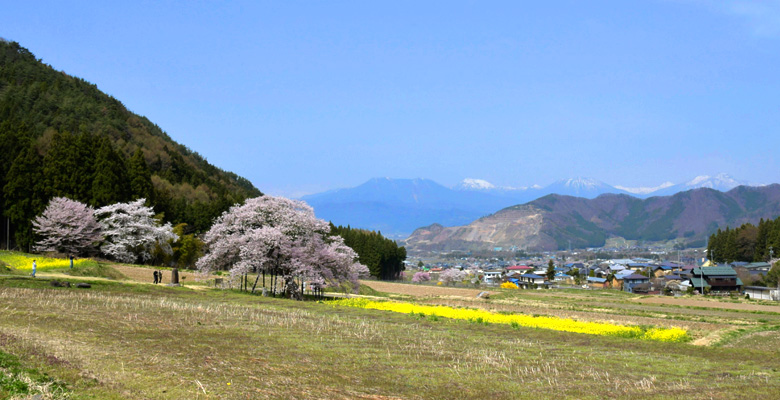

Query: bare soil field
(633, 296), (780, 312)
(360, 280), (491, 298)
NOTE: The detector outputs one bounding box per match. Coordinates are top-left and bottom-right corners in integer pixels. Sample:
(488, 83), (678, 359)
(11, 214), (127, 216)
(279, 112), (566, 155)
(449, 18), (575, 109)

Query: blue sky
(3, 1), (780, 197)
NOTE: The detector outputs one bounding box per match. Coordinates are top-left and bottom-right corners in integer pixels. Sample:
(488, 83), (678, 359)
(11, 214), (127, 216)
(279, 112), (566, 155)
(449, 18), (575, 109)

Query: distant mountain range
(301, 174), (759, 237)
(405, 184), (780, 252)
(301, 178), (510, 236)
(455, 173), (752, 200)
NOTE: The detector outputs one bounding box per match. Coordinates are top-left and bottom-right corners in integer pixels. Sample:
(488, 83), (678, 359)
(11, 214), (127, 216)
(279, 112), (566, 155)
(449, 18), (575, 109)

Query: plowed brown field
(360, 280), (492, 298)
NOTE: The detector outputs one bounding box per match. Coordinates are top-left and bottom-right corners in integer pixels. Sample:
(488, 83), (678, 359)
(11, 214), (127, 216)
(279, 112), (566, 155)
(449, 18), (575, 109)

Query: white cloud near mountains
(614, 182), (675, 195)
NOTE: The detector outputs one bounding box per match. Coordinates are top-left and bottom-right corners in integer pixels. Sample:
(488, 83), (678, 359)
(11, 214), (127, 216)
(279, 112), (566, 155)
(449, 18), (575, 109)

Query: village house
(622, 273), (650, 293)
(690, 266), (743, 293)
(587, 276), (608, 288)
(482, 270), (502, 285)
(554, 273), (574, 284)
(519, 273), (546, 285)
(504, 265), (533, 274)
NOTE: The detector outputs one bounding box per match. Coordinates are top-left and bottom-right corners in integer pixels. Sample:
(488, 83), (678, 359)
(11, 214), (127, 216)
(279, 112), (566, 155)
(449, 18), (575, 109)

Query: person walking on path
(31, 260), (36, 277)
(153, 270), (159, 284)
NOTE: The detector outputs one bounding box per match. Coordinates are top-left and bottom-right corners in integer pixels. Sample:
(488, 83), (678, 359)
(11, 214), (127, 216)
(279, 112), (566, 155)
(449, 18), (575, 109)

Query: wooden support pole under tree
(251, 266), (261, 293)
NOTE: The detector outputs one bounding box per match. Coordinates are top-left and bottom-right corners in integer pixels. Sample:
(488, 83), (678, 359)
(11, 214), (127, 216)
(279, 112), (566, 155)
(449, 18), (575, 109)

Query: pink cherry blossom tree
(197, 195), (369, 298)
(95, 198), (178, 263)
(412, 271), (431, 283)
(439, 268), (466, 286)
(32, 197), (102, 255)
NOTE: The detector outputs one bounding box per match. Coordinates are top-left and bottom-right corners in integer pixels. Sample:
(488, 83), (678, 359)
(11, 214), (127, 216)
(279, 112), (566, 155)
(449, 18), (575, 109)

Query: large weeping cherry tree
(196, 195), (369, 298)
(32, 197), (103, 256)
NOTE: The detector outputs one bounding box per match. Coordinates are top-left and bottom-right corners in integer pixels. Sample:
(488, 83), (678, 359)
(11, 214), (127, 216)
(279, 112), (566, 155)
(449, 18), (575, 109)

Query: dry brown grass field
(1, 264), (780, 399)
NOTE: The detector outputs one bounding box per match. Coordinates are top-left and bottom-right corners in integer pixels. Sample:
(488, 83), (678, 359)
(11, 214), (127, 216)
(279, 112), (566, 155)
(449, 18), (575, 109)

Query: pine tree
(725, 228), (737, 262)
(546, 259), (555, 281)
(754, 218), (769, 261)
(42, 131), (82, 201)
(90, 137), (130, 206)
(127, 149), (154, 201)
(3, 143), (46, 250)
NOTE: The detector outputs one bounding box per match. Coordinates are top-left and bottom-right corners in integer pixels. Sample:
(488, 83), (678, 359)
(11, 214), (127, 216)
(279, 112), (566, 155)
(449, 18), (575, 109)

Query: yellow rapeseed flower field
(0, 251), (92, 271)
(332, 298), (690, 343)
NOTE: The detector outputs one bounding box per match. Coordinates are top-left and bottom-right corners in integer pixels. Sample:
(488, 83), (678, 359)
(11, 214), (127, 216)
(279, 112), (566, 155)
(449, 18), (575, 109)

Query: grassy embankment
(1, 253), (780, 399)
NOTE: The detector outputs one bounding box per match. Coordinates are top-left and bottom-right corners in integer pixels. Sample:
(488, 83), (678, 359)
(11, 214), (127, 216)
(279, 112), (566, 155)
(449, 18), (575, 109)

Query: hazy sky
(3, 1), (780, 197)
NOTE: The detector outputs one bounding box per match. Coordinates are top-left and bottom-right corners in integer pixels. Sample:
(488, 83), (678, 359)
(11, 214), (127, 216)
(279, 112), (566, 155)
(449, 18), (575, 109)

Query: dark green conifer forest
(707, 216), (780, 263)
(330, 224), (406, 280)
(0, 40), (261, 250)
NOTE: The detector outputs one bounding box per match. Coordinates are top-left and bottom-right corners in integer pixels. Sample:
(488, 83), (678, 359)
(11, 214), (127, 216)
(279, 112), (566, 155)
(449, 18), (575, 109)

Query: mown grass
(0, 346), (69, 399)
(61, 262), (127, 280)
(0, 275), (779, 399)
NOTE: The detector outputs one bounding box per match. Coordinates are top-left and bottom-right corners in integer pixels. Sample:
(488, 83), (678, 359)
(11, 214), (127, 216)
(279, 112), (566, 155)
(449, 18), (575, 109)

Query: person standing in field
(153, 270), (158, 284)
(69, 255), (74, 269)
(31, 260), (36, 277)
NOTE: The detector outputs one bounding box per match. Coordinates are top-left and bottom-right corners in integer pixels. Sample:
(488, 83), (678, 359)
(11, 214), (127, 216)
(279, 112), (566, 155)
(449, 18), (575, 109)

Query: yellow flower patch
(0, 251), (92, 270)
(332, 298), (690, 343)
(500, 281), (519, 289)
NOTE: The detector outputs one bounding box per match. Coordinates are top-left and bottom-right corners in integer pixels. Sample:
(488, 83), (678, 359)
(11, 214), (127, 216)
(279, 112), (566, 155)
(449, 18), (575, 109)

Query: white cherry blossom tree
(439, 268), (466, 286)
(95, 198), (178, 263)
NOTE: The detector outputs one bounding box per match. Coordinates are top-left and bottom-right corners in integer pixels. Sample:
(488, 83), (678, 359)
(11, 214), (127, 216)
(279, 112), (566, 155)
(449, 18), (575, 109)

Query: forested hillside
(330, 224), (406, 280)
(0, 40), (261, 250)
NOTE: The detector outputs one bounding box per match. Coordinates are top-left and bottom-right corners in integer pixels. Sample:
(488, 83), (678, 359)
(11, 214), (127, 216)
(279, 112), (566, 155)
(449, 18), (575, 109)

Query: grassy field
(1, 256), (780, 399)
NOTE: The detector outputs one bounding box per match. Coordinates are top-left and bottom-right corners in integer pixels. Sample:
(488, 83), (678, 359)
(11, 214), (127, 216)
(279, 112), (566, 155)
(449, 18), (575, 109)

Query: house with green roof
(690, 266), (743, 293)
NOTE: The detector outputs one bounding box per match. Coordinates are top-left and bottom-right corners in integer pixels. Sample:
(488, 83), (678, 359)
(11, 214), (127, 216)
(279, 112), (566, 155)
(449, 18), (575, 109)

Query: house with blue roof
(587, 276), (608, 288)
(621, 273), (650, 293)
(554, 273), (573, 283)
(519, 273), (546, 285)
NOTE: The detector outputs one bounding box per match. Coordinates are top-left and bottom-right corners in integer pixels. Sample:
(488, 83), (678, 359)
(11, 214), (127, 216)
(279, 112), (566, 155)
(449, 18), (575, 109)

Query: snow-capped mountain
(685, 173), (745, 191)
(649, 174), (748, 197)
(300, 178), (515, 236)
(543, 177), (630, 198)
(455, 178), (496, 191)
(456, 177), (629, 199)
(301, 174), (761, 237)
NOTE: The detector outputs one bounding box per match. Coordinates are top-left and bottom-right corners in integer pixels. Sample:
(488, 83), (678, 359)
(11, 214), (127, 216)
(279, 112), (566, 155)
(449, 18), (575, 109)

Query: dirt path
(35, 265), (215, 291)
(360, 280), (492, 298)
(109, 265), (209, 285)
(633, 296), (780, 313)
